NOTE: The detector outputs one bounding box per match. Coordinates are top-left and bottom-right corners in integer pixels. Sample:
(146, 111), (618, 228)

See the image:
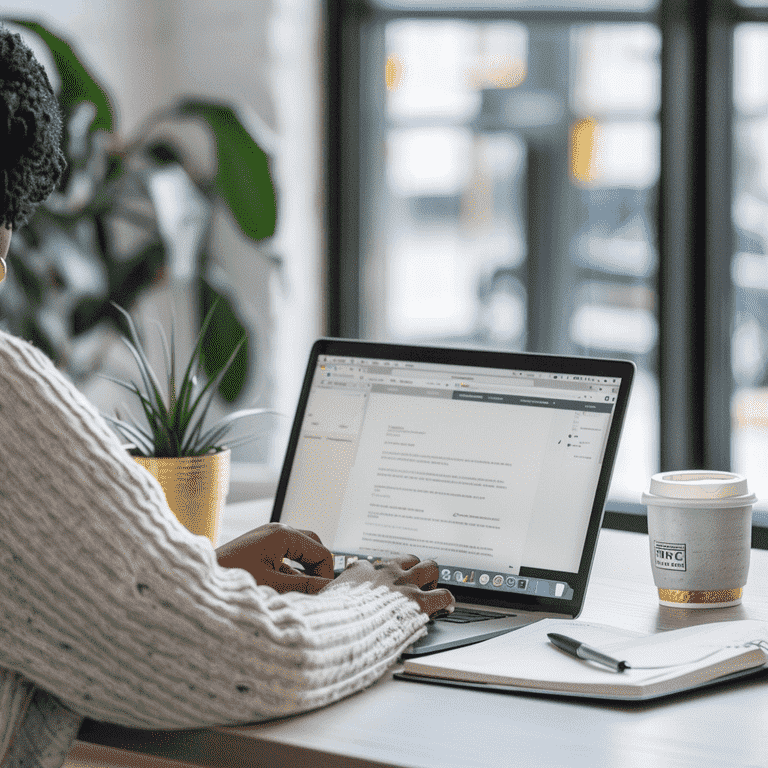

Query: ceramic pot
(131, 448), (231, 546)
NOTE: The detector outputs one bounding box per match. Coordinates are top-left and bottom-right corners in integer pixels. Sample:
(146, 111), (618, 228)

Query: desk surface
(73, 504), (768, 768)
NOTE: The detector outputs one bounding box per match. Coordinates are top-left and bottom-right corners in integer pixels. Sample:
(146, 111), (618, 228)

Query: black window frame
(323, 0), (768, 545)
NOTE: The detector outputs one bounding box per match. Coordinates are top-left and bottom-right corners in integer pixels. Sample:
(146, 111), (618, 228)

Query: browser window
(280, 355), (621, 596)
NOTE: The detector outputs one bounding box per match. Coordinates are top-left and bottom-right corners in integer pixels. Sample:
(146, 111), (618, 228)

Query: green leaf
(102, 298), (262, 456)
(101, 413), (154, 455)
(11, 256), (44, 306)
(95, 371), (144, 399)
(4, 18), (115, 132)
(71, 296), (108, 336)
(175, 297), (222, 440)
(176, 100), (277, 241)
(110, 303), (169, 425)
(116, 403), (154, 444)
(180, 335), (247, 454)
(150, 319), (173, 404)
(107, 241), (166, 307)
(198, 278), (250, 404)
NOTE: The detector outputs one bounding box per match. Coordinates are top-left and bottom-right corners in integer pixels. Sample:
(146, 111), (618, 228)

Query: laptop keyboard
(435, 607), (510, 624)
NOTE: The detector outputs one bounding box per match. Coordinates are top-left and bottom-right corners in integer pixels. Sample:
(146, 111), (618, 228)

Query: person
(0, 25), (454, 768)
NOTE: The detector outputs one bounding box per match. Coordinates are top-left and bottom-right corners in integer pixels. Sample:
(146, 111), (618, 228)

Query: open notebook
(271, 339), (635, 655)
(396, 618), (768, 700)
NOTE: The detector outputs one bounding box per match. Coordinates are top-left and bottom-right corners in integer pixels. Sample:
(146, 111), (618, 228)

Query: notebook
(271, 339), (635, 656)
(396, 618), (768, 700)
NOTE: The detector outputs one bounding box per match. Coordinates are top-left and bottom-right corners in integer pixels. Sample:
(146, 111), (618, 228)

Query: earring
(0, 256), (6, 284)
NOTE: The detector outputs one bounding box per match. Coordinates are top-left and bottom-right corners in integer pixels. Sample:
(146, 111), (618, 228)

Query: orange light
(386, 54), (404, 91)
(570, 118), (602, 183)
(468, 56), (526, 90)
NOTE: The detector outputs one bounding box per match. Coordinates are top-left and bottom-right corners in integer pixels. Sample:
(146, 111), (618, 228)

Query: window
(325, 1), (768, 538)
(733, 22), (768, 506)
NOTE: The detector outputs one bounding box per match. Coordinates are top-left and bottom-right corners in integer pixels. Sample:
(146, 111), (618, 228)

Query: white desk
(71, 502), (768, 768)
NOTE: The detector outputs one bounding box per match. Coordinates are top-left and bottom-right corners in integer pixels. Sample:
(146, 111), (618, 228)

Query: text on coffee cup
(654, 541), (687, 571)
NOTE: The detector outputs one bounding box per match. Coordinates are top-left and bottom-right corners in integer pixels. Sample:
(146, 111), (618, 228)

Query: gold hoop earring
(0, 256), (6, 284)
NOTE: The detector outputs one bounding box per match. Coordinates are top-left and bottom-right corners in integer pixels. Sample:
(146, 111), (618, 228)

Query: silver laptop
(271, 339), (635, 656)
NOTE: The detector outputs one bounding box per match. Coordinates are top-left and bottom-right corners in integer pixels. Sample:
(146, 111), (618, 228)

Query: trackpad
(401, 616), (524, 657)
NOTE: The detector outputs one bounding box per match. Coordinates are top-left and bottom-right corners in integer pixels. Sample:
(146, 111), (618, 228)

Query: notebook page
(603, 619), (768, 672)
(403, 619), (645, 686)
(402, 618), (767, 691)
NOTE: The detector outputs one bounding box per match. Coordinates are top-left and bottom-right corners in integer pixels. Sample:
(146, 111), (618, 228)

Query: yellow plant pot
(132, 449), (231, 546)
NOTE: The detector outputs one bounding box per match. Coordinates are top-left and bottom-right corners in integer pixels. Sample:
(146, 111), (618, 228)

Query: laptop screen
(273, 340), (634, 611)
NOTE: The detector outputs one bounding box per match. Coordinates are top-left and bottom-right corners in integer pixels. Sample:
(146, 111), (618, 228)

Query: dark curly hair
(0, 25), (66, 229)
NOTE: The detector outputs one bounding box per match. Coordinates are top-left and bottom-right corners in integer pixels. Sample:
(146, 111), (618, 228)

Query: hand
(215, 523), (334, 594)
(328, 554), (455, 619)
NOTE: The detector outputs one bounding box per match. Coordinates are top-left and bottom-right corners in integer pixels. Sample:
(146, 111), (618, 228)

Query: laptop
(271, 339), (635, 656)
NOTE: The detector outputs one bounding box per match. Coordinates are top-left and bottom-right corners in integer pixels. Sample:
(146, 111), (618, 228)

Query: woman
(0, 25), (453, 768)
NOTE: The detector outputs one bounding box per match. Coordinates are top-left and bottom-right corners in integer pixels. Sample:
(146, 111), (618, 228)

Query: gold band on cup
(658, 587), (742, 604)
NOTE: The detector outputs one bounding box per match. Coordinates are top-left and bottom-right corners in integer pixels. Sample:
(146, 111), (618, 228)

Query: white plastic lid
(641, 470), (757, 508)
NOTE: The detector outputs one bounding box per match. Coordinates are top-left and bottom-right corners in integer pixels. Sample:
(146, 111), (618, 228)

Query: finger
(414, 587), (455, 618)
(298, 529), (324, 545)
(421, 573), (438, 590)
(389, 553), (421, 570)
(258, 571), (333, 595)
(281, 529), (334, 580)
(403, 558), (439, 588)
(418, 556), (439, 589)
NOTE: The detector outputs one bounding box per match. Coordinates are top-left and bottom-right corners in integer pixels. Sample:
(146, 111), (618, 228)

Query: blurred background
(4, 0), (768, 530)
(326, 0), (768, 531)
(0, 0), (321, 474)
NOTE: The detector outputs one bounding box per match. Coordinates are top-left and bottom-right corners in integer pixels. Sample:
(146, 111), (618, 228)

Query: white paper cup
(641, 471), (757, 608)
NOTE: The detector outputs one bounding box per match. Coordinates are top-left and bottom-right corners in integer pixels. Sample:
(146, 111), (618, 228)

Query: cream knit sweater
(0, 329), (429, 767)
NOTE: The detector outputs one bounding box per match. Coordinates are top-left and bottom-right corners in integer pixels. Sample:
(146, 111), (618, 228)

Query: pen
(547, 632), (630, 672)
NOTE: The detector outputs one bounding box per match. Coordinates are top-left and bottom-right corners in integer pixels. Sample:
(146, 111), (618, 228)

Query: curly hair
(0, 25), (66, 229)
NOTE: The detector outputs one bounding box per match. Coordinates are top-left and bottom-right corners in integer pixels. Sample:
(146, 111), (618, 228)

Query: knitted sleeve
(0, 330), (430, 730)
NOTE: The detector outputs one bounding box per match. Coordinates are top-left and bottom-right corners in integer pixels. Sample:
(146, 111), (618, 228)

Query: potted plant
(0, 17), (278, 410)
(100, 300), (271, 545)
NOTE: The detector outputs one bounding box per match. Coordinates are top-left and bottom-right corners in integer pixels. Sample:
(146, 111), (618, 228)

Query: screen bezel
(271, 338), (636, 618)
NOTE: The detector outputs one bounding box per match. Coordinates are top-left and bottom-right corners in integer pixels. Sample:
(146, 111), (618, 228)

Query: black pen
(547, 633), (630, 672)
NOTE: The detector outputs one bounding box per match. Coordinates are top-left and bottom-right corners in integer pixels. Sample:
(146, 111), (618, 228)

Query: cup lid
(642, 470), (757, 507)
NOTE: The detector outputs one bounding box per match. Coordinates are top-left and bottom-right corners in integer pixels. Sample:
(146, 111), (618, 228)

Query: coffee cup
(641, 471), (757, 608)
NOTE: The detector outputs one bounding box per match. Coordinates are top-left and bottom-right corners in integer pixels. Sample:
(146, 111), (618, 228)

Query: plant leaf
(175, 99), (276, 241)
(101, 414), (154, 455)
(95, 371), (146, 399)
(115, 402), (154, 444)
(110, 302), (169, 422)
(5, 18), (114, 132)
(178, 297), (221, 403)
(150, 319), (173, 409)
(117, 334), (169, 425)
(13, 257), (44, 305)
(71, 296), (109, 336)
(198, 277), (249, 403)
(194, 407), (274, 449)
(173, 299), (222, 444)
(169, 310), (177, 427)
(180, 336), (247, 454)
(176, 368), (202, 437)
(97, 375), (160, 439)
(102, 242), (166, 318)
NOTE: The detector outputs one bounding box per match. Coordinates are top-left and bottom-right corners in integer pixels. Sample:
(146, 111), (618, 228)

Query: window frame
(323, 0), (768, 542)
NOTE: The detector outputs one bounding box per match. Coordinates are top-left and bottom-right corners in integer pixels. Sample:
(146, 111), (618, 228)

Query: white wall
(1, 0), (323, 469)
(268, 0), (324, 463)
(1, 0), (171, 135)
